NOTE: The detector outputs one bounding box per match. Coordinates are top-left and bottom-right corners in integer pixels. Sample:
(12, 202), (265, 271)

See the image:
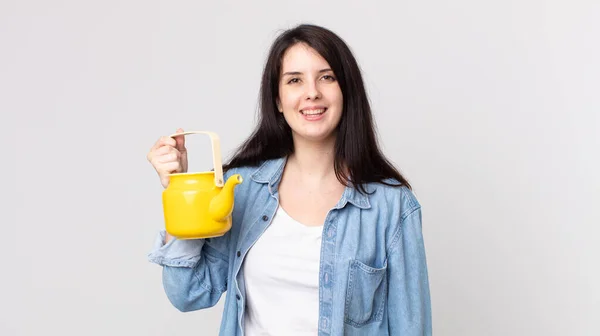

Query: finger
(148, 146), (172, 163)
(174, 128), (186, 152)
(153, 145), (175, 156)
(159, 161), (181, 174)
(152, 136), (176, 151)
(156, 151), (180, 164)
(162, 136), (177, 148)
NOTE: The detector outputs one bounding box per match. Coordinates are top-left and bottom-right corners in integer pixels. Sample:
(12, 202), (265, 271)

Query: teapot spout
(209, 174), (243, 221)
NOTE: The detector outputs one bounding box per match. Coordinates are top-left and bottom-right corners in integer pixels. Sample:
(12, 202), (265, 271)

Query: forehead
(281, 43), (331, 71)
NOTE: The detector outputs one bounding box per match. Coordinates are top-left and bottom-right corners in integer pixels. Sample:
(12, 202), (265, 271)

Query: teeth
(301, 108), (325, 115)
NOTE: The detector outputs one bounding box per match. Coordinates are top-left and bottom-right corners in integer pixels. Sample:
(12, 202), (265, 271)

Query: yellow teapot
(162, 131), (243, 239)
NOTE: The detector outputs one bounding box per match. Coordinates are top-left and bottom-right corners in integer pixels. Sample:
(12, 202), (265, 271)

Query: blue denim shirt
(148, 157), (432, 335)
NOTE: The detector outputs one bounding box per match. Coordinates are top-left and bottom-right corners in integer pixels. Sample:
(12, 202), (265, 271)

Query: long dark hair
(224, 24), (411, 193)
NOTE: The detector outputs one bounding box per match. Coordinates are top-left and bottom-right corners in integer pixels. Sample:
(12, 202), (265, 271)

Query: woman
(147, 24), (432, 335)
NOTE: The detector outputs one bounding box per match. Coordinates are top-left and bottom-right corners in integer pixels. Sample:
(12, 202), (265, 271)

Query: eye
(321, 75), (336, 81)
(287, 77), (300, 84)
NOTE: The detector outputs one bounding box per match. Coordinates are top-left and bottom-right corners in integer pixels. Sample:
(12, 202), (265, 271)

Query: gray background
(2, 0), (599, 335)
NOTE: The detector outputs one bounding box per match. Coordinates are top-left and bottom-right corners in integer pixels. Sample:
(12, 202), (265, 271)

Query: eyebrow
(282, 68), (333, 76)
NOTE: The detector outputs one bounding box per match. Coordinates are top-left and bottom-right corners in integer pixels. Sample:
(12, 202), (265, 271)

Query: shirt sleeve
(147, 230), (205, 268)
(387, 207), (433, 335)
(147, 229), (230, 311)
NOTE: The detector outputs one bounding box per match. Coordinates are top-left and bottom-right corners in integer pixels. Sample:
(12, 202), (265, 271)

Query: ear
(276, 98), (283, 113)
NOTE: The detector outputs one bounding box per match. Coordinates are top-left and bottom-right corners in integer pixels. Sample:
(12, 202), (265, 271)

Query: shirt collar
(250, 156), (372, 209)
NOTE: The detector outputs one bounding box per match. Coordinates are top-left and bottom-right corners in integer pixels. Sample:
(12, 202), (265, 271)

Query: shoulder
(365, 179), (423, 253)
(366, 178), (421, 219)
(224, 157), (285, 181)
(224, 165), (258, 178)
(224, 158), (276, 179)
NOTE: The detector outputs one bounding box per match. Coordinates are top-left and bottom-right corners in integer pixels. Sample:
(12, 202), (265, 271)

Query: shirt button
(237, 251), (241, 257)
(262, 215), (268, 221)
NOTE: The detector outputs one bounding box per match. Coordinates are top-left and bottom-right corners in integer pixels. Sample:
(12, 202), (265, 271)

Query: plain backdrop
(2, 0), (599, 335)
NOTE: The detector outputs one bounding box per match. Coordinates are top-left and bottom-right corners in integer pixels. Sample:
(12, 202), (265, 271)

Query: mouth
(300, 107), (327, 116)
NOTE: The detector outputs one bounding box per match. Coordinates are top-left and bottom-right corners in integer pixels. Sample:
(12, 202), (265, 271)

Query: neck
(287, 134), (337, 182)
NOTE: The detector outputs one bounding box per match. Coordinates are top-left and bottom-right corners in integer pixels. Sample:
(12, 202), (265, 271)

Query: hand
(147, 128), (189, 188)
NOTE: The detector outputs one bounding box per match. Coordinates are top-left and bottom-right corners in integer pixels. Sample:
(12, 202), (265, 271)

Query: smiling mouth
(300, 108), (327, 115)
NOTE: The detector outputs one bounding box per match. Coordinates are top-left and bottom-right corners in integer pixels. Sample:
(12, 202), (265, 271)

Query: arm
(148, 230), (231, 312)
(147, 167), (240, 312)
(387, 207), (432, 335)
(146, 131), (235, 311)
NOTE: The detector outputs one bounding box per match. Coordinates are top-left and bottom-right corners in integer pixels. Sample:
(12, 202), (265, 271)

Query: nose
(305, 81), (321, 100)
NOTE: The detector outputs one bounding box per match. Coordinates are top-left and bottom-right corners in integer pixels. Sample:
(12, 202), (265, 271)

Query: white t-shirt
(243, 205), (324, 335)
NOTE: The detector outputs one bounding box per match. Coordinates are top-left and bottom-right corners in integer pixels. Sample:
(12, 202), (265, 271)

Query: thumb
(174, 128), (186, 152)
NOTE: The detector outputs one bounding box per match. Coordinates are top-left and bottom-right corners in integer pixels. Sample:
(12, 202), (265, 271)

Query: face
(277, 43), (343, 143)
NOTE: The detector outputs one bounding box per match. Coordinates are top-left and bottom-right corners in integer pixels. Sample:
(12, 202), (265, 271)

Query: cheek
(280, 91), (302, 109)
(330, 90), (344, 111)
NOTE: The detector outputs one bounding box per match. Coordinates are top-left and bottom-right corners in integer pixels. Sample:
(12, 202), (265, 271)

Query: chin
(294, 129), (337, 143)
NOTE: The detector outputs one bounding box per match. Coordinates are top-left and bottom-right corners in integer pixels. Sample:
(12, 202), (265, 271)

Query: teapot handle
(168, 131), (224, 187)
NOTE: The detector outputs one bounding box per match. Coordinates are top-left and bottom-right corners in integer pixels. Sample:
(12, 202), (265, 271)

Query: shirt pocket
(344, 258), (388, 327)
